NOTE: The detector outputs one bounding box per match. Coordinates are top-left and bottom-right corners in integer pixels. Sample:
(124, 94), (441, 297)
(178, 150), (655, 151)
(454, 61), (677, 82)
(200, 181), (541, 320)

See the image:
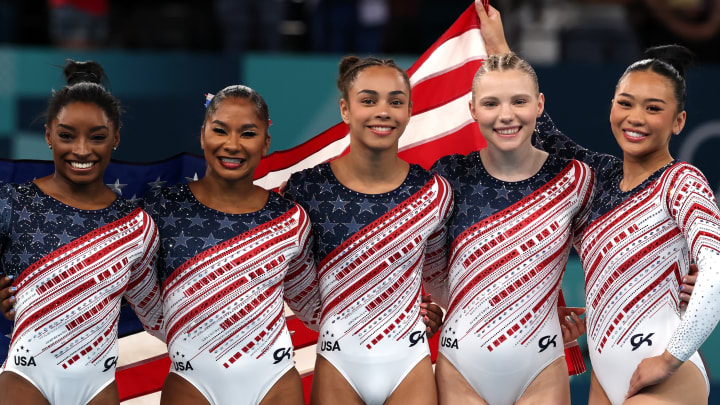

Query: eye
(360, 98), (375, 105)
(647, 105), (663, 113)
(616, 99), (631, 107)
(513, 99), (528, 106)
(91, 134), (108, 142)
(58, 132), (72, 140)
(213, 127), (228, 135)
(482, 101), (498, 108)
(389, 99), (405, 106)
(241, 130), (258, 137)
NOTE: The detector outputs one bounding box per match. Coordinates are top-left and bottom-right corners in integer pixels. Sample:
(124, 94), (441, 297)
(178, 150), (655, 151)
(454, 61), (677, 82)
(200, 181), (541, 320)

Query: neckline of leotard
(471, 151), (554, 188)
(321, 162), (421, 199)
(613, 160), (677, 196)
(27, 181), (120, 213)
(180, 183), (274, 217)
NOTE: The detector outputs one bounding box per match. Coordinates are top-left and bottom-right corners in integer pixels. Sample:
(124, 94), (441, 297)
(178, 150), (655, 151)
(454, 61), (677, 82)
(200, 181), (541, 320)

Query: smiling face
(610, 70), (686, 161)
(339, 65), (411, 153)
(469, 69), (544, 153)
(201, 97), (270, 184)
(45, 101), (119, 187)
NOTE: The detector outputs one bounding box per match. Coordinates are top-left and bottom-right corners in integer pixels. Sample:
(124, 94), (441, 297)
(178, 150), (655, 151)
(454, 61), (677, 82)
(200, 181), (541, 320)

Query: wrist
(661, 350), (683, 370)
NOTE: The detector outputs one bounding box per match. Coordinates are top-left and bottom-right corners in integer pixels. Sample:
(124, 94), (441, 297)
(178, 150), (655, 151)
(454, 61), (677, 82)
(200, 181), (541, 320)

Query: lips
(367, 125), (395, 136)
(495, 126), (521, 137)
(622, 129), (648, 142)
(67, 161), (96, 171)
(218, 157), (246, 169)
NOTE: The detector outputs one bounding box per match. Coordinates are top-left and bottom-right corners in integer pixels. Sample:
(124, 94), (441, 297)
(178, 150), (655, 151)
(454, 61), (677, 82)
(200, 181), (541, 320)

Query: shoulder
(430, 153), (476, 179)
(285, 163), (331, 199)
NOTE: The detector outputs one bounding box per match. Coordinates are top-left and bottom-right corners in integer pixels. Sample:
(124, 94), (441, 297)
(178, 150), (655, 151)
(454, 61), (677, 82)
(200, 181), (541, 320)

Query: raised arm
(421, 175), (454, 309)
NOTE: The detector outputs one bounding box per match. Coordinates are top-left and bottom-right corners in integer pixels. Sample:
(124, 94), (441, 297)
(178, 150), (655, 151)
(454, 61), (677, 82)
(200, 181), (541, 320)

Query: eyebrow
(57, 124), (109, 131)
(212, 120), (259, 130)
(617, 93), (667, 104)
(356, 89), (408, 96)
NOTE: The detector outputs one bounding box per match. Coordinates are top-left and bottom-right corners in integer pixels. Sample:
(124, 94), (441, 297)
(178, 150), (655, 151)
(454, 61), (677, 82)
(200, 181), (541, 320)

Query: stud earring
(48, 144), (52, 149)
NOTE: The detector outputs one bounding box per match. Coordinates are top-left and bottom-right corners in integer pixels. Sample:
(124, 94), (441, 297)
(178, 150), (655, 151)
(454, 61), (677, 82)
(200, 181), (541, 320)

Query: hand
(278, 181), (287, 197)
(421, 294), (444, 339)
(0, 275), (16, 321)
(679, 263), (697, 309)
(558, 306), (586, 344)
(626, 351), (683, 398)
(475, 1), (511, 55)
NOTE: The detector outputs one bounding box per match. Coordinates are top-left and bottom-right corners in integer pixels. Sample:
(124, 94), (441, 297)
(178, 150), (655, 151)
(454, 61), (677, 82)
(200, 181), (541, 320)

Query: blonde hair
(471, 53), (539, 100)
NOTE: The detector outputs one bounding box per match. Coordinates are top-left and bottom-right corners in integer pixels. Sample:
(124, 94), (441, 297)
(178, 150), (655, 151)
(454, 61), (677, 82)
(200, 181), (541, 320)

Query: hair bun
(643, 45), (694, 78)
(63, 60), (108, 87)
(337, 56), (361, 91)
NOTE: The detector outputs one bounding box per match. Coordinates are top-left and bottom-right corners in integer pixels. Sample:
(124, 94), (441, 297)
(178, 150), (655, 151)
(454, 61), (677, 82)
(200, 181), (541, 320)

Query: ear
(340, 98), (351, 125)
(113, 130), (120, 150)
(536, 93), (545, 117)
(468, 99), (478, 122)
(408, 101), (413, 120)
(263, 133), (271, 157)
(200, 126), (205, 150)
(672, 110), (687, 136)
(44, 124), (51, 147)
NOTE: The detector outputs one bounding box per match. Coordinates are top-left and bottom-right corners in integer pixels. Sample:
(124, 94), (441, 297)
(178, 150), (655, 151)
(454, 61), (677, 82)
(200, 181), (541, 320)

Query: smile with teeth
(624, 129), (648, 139)
(68, 161), (95, 169)
(368, 125), (394, 134)
(495, 127), (520, 136)
(219, 157), (245, 164)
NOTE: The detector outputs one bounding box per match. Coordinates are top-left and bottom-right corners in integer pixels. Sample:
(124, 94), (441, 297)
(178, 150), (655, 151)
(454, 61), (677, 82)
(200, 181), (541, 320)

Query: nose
(627, 106), (645, 126)
(72, 137), (91, 156)
(375, 102), (390, 120)
(223, 133), (243, 152)
(499, 103), (513, 123)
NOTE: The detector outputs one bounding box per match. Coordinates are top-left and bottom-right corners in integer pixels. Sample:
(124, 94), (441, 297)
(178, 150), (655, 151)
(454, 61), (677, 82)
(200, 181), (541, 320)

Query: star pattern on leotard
(142, 184), (293, 282)
(432, 152), (569, 243)
(0, 182), (132, 278)
(284, 163), (432, 261)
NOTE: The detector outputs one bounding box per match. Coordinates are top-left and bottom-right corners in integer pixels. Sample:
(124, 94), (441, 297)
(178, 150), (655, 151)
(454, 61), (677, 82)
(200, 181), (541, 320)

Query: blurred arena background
(1, 1), (719, 404)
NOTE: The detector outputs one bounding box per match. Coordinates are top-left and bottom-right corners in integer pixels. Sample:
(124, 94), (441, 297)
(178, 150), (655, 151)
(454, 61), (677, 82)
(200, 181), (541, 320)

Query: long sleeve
(534, 112), (620, 174)
(665, 165), (720, 361)
(124, 211), (165, 342)
(284, 205), (321, 331)
(571, 161), (596, 253)
(0, 184), (12, 275)
(422, 175), (454, 309)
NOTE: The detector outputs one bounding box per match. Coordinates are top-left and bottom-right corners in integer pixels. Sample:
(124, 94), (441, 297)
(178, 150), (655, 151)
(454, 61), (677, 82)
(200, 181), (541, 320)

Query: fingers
(679, 272), (697, 308)
(278, 181), (287, 196)
(689, 263), (698, 276)
(0, 275), (17, 321)
(559, 311), (586, 343)
(421, 301), (444, 339)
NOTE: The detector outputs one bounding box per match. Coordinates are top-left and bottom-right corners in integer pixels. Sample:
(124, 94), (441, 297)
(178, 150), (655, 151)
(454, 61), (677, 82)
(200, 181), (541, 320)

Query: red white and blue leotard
(432, 153), (594, 404)
(285, 163), (453, 405)
(0, 182), (163, 405)
(142, 185), (320, 405)
(535, 113), (720, 404)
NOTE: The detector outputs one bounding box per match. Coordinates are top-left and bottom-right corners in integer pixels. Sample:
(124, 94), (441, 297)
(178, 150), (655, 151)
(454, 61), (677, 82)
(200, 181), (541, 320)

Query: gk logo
(538, 335), (557, 353)
(273, 347), (292, 364)
(409, 331), (426, 347)
(103, 356), (118, 372)
(630, 333), (654, 351)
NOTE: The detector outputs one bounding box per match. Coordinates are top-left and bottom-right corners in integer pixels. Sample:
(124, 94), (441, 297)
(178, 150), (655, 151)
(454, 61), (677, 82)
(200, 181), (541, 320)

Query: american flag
(0, 4), (584, 403)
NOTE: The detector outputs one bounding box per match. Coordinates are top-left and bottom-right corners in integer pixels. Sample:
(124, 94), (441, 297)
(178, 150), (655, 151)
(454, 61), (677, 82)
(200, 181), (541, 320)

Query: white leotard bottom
(1, 364), (114, 405)
(317, 322), (430, 405)
(169, 328), (296, 405)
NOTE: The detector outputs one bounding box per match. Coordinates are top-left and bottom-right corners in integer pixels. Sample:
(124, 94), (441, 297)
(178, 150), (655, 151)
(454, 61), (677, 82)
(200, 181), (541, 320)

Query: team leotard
(142, 185), (320, 405)
(432, 153), (594, 404)
(0, 182), (163, 405)
(284, 163), (453, 405)
(534, 113), (720, 404)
